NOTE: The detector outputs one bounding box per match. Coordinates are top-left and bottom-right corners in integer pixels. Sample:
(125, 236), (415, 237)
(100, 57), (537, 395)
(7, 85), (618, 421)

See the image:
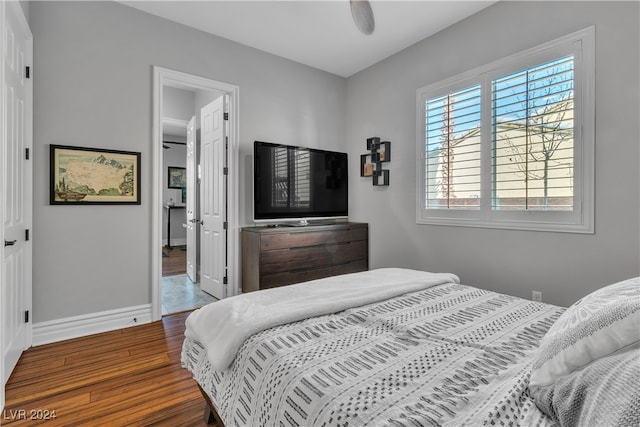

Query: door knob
(4, 240), (17, 247)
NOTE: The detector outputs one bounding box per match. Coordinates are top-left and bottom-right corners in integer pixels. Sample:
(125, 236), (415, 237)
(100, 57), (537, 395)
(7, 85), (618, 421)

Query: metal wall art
(360, 137), (390, 186)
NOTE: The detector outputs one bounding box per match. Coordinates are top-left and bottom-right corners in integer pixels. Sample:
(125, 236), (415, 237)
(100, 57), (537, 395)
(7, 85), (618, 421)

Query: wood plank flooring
(163, 246), (187, 277)
(3, 312), (219, 426)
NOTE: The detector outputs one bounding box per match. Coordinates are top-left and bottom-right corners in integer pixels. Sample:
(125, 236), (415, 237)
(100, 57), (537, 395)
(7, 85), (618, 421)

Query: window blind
(425, 85), (482, 209)
(417, 27), (593, 233)
(492, 56), (574, 211)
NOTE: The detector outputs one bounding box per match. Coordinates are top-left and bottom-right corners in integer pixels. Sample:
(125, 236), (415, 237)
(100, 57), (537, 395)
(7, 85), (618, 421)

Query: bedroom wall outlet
(532, 291), (543, 302)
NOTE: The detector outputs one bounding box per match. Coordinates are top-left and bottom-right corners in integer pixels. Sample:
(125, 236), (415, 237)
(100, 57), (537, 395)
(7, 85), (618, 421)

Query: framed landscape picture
(50, 145), (141, 205)
(168, 166), (186, 189)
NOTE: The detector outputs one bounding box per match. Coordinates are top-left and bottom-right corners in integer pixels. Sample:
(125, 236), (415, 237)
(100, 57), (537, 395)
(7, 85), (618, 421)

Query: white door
(199, 96), (226, 299)
(2, 0), (32, 394)
(185, 116), (198, 282)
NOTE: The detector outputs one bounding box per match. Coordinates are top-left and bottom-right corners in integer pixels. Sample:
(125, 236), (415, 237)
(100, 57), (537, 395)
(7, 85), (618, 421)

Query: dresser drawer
(260, 240), (368, 274)
(260, 227), (367, 251)
(260, 260), (369, 289)
(242, 223), (369, 293)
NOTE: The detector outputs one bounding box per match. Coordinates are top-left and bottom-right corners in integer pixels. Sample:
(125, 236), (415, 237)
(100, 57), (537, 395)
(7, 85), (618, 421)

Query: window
(417, 27), (594, 233)
(426, 85), (482, 209)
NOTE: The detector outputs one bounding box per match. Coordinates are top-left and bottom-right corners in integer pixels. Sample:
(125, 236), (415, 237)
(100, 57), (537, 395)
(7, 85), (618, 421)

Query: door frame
(151, 67), (239, 321)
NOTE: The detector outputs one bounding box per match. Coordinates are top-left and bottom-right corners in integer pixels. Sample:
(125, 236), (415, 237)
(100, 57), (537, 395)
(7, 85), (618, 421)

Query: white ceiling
(119, 1), (496, 77)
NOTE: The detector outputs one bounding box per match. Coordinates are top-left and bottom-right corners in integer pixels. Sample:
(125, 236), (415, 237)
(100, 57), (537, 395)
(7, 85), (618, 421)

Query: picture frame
(168, 166), (186, 189)
(50, 144), (141, 205)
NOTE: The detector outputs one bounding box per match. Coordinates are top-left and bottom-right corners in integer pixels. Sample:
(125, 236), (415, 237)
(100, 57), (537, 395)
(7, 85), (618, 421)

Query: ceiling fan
(350, 0), (375, 35)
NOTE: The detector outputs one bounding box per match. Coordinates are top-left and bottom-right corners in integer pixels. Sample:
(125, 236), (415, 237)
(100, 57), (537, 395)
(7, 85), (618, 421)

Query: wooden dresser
(241, 222), (368, 292)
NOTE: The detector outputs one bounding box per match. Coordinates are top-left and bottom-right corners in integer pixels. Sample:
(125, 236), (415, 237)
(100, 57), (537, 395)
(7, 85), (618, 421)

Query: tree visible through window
(492, 56), (574, 211)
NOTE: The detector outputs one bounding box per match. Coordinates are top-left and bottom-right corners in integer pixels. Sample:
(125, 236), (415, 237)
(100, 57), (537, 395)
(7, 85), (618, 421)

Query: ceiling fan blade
(350, 0), (375, 35)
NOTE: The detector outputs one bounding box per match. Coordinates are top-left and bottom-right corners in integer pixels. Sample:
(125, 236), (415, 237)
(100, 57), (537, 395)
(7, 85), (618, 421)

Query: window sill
(416, 215), (594, 234)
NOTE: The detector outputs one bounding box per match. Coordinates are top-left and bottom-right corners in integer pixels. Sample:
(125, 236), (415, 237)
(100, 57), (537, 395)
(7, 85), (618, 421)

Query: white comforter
(182, 269), (564, 426)
(184, 268), (459, 371)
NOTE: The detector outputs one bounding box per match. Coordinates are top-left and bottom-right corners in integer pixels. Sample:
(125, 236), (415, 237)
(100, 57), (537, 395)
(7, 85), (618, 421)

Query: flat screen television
(253, 141), (348, 222)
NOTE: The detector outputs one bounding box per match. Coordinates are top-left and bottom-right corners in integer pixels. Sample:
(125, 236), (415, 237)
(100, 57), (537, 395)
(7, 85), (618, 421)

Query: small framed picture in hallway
(167, 166), (186, 189)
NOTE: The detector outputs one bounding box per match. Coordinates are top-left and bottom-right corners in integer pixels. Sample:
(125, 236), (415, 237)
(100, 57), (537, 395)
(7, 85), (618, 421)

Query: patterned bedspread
(182, 281), (564, 426)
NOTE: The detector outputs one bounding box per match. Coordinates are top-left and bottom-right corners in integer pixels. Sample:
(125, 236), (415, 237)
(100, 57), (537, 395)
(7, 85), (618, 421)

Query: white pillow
(529, 276), (640, 389)
(532, 345), (640, 427)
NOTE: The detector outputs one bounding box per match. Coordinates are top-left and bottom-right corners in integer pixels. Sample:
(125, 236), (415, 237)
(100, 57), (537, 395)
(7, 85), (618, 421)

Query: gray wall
(163, 86), (195, 123)
(346, 1), (639, 307)
(162, 145), (187, 243)
(31, 1), (346, 322)
(30, 0), (640, 324)
(162, 86), (193, 243)
(19, 0), (29, 24)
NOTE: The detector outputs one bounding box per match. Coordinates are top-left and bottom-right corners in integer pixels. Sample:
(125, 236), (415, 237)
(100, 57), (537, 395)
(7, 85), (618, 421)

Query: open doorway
(160, 103), (215, 315)
(152, 67), (239, 321)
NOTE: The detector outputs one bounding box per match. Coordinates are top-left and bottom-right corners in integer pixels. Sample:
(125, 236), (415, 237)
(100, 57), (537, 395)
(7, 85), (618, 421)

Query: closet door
(2, 0), (32, 400)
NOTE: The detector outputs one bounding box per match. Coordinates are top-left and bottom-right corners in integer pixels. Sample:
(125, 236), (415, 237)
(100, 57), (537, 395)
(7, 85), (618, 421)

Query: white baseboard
(32, 304), (153, 346)
(163, 237), (186, 247)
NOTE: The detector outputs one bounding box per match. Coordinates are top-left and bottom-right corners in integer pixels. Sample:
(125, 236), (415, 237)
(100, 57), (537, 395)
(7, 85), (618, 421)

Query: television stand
(241, 222), (368, 292)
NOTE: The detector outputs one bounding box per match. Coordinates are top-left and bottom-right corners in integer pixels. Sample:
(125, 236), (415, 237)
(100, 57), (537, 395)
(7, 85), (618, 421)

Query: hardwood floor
(3, 312), (219, 426)
(163, 245), (187, 276)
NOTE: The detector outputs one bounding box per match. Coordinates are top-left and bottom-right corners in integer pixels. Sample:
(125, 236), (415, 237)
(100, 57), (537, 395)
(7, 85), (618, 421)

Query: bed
(181, 268), (640, 426)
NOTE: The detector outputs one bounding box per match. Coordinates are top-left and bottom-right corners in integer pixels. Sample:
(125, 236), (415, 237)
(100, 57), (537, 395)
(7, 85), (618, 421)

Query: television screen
(253, 141), (348, 221)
